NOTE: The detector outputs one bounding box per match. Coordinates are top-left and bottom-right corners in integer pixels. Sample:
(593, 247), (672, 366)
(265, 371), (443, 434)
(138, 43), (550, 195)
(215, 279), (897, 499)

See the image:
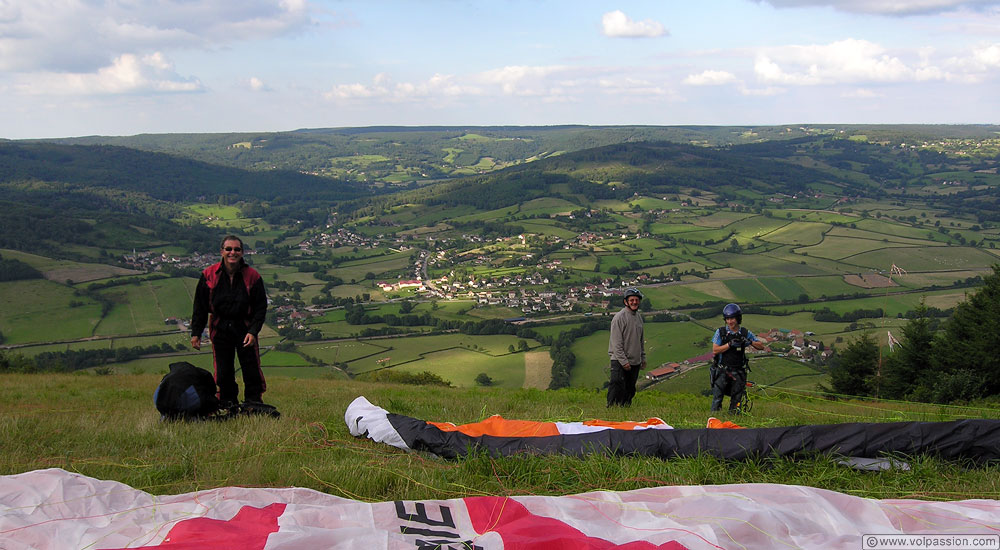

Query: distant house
(646, 363), (680, 381)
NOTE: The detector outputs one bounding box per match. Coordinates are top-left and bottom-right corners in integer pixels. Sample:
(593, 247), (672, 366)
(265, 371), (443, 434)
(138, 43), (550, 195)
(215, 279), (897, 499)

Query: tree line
(827, 264), (1000, 403)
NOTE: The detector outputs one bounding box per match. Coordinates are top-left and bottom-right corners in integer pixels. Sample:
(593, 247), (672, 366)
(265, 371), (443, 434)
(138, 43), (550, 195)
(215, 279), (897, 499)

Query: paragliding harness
(154, 361), (280, 421)
(710, 327), (752, 413)
(154, 361), (220, 420)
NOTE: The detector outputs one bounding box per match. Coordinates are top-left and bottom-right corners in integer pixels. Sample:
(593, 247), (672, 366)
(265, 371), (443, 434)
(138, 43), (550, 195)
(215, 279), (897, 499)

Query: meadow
(2, 373), (998, 503)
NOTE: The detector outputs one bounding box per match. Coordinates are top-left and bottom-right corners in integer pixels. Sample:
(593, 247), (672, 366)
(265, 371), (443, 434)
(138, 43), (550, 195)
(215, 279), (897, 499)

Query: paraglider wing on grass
(346, 396), (1000, 461)
(3, 468), (1000, 550)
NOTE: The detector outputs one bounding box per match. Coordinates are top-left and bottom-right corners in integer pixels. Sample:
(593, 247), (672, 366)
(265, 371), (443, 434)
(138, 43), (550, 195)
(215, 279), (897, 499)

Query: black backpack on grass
(154, 361), (220, 420)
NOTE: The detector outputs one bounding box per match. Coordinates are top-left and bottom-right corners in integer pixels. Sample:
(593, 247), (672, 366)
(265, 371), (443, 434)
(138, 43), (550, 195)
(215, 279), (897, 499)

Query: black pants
(210, 320), (266, 404)
(711, 366), (746, 412)
(607, 360), (640, 407)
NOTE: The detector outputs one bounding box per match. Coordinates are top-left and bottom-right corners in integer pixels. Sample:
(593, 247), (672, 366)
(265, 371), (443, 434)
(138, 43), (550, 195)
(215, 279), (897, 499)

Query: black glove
(729, 339), (743, 350)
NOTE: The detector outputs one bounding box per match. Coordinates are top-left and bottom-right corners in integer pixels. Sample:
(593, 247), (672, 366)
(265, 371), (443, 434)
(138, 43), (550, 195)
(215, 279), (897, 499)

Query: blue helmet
(723, 303), (742, 324)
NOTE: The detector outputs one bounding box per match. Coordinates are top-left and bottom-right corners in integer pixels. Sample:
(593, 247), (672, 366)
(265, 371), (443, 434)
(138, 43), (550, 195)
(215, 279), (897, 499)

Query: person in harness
(190, 235), (269, 410)
(710, 303), (769, 412)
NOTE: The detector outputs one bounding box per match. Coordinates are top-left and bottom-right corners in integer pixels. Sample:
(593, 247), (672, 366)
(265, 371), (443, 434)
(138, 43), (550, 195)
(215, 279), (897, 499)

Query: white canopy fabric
(2, 468), (998, 549)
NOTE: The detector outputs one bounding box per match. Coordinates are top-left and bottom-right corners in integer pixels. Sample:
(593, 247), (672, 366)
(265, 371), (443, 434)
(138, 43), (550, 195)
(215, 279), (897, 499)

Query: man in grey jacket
(607, 287), (646, 406)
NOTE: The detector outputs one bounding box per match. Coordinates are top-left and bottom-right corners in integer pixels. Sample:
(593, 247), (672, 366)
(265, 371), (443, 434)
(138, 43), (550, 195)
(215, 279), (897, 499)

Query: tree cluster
(827, 265), (1000, 403)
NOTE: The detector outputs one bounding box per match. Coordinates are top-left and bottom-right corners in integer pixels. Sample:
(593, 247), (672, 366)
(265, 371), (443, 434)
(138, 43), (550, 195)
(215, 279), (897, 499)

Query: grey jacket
(608, 307), (645, 366)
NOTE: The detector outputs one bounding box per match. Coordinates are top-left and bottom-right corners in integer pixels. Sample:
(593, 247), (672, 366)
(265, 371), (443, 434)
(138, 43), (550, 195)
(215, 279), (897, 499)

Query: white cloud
(15, 53), (203, 95)
(972, 43), (1000, 67)
(0, 0), (314, 73)
(477, 65), (569, 95)
(324, 73), (482, 101)
(753, 39), (947, 85)
(755, 0), (1000, 16)
(601, 10), (667, 38)
(739, 85), (785, 96)
(683, 70), (739, 86)
(842, 88), (883, 98)
(248, 77), (270, 91)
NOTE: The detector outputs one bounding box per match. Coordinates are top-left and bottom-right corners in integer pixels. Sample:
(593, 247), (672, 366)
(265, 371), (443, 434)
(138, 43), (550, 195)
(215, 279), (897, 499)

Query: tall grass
(2, 373), (999, 502)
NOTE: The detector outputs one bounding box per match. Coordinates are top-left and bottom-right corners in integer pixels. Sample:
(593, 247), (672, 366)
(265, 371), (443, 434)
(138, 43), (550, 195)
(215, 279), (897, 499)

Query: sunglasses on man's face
(223, 247), (242, 252)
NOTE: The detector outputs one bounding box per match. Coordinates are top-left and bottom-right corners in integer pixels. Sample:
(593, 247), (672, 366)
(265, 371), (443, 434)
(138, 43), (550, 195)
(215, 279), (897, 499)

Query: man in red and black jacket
(190, 235), (269, 408)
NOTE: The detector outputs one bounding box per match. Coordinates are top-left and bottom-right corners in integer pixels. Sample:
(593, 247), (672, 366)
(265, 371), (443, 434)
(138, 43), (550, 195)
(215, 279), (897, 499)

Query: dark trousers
(210, 321), (266, 404)
(711, 366), (746, 412)
(607, 360), (640, 407)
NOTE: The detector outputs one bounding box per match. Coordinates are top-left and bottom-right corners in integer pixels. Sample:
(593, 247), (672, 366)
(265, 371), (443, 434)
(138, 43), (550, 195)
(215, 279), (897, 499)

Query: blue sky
(3, 0), (1000, 138)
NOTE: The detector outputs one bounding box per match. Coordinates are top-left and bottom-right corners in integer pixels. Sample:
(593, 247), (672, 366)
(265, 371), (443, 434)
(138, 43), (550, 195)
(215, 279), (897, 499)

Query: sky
(3, 0), (1000, 138)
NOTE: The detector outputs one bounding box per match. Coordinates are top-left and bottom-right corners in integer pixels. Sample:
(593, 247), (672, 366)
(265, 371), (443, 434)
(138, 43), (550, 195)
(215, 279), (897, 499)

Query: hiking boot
(219, 400), (241, 416)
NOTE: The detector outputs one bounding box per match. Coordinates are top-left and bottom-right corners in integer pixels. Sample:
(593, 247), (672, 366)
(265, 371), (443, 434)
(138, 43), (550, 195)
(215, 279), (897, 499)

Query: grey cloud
(0, 0), (314, 72)
(753, 0), (1000, 15)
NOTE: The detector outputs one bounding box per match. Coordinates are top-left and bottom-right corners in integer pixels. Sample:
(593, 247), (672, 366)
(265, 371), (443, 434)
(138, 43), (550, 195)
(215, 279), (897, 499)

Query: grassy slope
(5, 373), (997, 502)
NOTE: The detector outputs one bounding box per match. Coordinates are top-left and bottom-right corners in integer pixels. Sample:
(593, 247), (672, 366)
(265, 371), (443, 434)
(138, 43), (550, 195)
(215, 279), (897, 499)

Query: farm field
(339, 333), (540, 388)
(569, 321), (713, 390)
(0, 279), (102, 344)
(94, 279), (195, 336)
(650, 356), (828, 398)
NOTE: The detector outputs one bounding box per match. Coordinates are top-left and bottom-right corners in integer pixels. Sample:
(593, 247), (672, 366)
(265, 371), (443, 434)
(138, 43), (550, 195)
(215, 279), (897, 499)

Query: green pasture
(758, 277), (808, 301)
(1, 248), (72, 272)
(94, 285), (173, 336)
(643, 282), (732, 309)
(739, 311), (863, 339)
(465, 305), (524, 320)
(629, 197), (682, 210)
(767, 290), (967, 318)
(260, 350), (311, 367)
(329, 154), (391, 167)
(847, 245), (997, 272)
(723, 278), (779, 303)
(11, 339), (113, 357)
(568, 321), (713, 390)
(784, 210), (858, 224)
(257, 366), (350, 380)
(517, 220), (579, 240)
(760, 221), (829, 246)
(529, 321), (587, 339)
(1, 249), (140, 283)
(647, 261), (706, 276)
(651, 356), (828, 397)
(691, 211), (754, 228)
(726, 217), (793, 239)
(798, 236), (918, 261)
(451, 204), (521, 223)
(328, 284), (376, 299)
(407, 301), (475, 322)
(303, 321), (364, 339)
(327, 252), (413, 284)
(390, 347), (527, 388)
(297, 340), (390, 364)
(334, 333), (538, 388)
(650, 222), (716, 235)
(826, 226), (940, 246)
(559, 253), (598, 271)
(794, 275), (872, 299)
(180, 204), (267, 231)
(0, 279), (102, 344)
(517, 197), (578, 216)
(109, 333), (190, 349)
(895, 269), (990, 289)
(763, 247), (857, 274)
(674, 227), (735, 245)
(95, 352), (214, 374)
